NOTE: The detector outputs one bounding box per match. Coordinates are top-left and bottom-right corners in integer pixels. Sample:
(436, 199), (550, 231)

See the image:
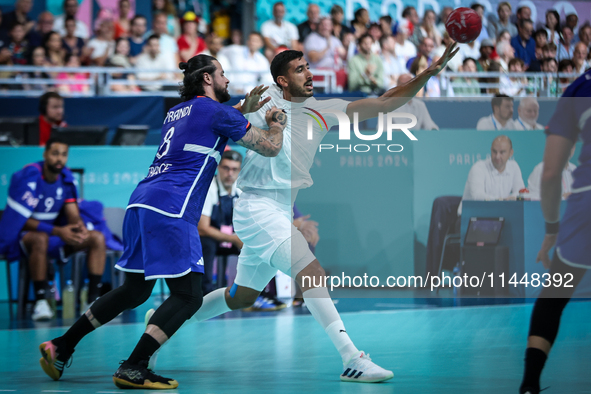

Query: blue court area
(3, 297), (591, 393)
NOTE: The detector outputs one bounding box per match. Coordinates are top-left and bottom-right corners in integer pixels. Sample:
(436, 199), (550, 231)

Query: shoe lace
(360, 352), (372, 361)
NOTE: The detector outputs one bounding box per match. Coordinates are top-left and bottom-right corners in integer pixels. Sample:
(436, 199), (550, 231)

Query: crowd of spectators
(0, 0), (589, 96)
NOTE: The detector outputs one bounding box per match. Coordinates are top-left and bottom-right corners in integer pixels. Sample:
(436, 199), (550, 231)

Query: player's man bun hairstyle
(270, 50), (304, 87)
(179, 54), (218, 101)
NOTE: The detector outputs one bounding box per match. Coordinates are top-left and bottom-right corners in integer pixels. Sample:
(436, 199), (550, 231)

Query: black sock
(59, 314), (96, 351)
(33, 281), (47, 301)
(88, 274), (103, 302)
(520, 347), (547, 393)
(127, 334), (161, 365)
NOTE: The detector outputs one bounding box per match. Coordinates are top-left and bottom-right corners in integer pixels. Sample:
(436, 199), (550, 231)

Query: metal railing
(438, 71), (580, 97)
(0, 65), (339, 96)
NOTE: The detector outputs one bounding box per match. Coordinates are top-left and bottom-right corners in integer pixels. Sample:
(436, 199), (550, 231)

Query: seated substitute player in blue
(519, 70), (591, 394)
(38, 54), (287, 390)
(0, 137), (107, 321)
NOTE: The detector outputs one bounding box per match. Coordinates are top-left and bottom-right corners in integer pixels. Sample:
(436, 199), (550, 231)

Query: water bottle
(62, 280), (75, 319)
(79, 279), (89, 314)
(48, 281), (57, 314)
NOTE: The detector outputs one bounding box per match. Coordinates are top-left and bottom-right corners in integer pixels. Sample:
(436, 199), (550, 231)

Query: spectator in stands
(380, 35), (406, 88)
(511, 19), (536, 68)
(477, 38), (495, 71)
(410, 55), (440, 97)
(498, 29), (511, 43)
(500, 58), (528, 97)
(487, 2), (517, 40)
(527, 146), (576, 201)
(135, 34), (176, 91)
(432, 31), (461, 72)
(453, 57), (481, 96)
(476, 94), (516, 130)
(38, 92), (67, 145)
(514, 97), (543, 130)
(543, 10), (561, 45)
(1, 0), (33, 35)
(394, 23), (416, 63)
(515, 5), (531, 26)
(557, 59), (576, 94)
(27, 11), (54, 48)
(348, 34), (384, 93)
(57, 53), (89, 94)
(436, 6), (453, 36)
(298, 3), (320, 44)
(573, 42), (590, 75)
(394, 73), (439, 130)
(177, 11), (206, 63)
(106, 38), (140, 93)
(367, 23), (382, 54)
(350, 8), (370, 38)
(541, 57), (557, 73)
(0, 137), (106, 320)
(557, 26), (575, 61)
(534, 29), (548, 52)
(566, 13), (579, 39)
(7, 22), (29, 65)
(152, 0), (180, 37)
(304, 17), (345, 70)
(226, 32), (272, 94)
(542, 43), (557, 59)
(496, 39), (515, 71)
(218, 29), (243, 64)
(470, 3), (490, 42)
(411, 9), (441, 48)
(62, 16), (85, 57)
(148, 13), (178, 64)
(114, 0), (132, 39)
(406, 36), (434, 70)
(458, 40), (481, 63)
(459, 135), (525, 215)
(23, 46), (51, 91)
(539, 57), (558, 96)
(0, 8), (8, 47)
(261, 2), (299, 58)
(83, 19), (115, 66)
(331, 5), (351, 41)
(202, 33), (231, 71)
(44, 31), (65, 66)
(199, 150), (244, 295)
(579, 25), (591, 53)
(379, 16), (392, 38)
(127, 15), (147, 60)
(401, 6), (419, 36)
(54, 0), (89, 40)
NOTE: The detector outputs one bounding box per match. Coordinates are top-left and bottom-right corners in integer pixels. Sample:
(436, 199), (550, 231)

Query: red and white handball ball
(445, 7), (482, 43)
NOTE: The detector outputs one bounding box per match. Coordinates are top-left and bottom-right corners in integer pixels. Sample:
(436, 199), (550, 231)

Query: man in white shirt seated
(514, 97), (544, 130)
(202, 33), (232, 72)
(392, 74), (439, 130)
(199, 150), (244, 295)
(260, 1), (299, 57)
(527, 145), (577, 200)
(380, 35), (407, 88)
(303, 17), (346, 69)
(53, 0), (89, 39)
(476, 94), (517, 130)
(135, 35), (177, 91)
(459, 135), (525, 214)
(224, 32), (273, 95)
(146, 13), (180, 66)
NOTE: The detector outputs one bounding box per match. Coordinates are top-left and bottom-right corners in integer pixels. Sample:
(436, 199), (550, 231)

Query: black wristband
(545, 221), (560, 235)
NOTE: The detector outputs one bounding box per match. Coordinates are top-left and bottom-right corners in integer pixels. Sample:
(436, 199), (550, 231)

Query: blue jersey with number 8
(128, 96), (250, 224)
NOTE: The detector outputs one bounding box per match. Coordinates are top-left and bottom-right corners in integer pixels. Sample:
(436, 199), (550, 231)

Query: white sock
(303, 287), (359, 363)
(192, 288), (231, 322)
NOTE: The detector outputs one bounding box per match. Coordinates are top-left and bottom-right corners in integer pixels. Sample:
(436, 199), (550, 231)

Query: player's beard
(46, 162), (63, 174)
(289, 80), (314, 98)
(214, 82), (231, 103)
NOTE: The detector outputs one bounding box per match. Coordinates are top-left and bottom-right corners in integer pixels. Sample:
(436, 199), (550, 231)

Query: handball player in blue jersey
(38, 54), (286, 389)
(519, 71), (591, 394)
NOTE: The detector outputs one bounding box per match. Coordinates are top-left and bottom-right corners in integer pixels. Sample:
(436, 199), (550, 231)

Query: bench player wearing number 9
(37, 54), (287, 390)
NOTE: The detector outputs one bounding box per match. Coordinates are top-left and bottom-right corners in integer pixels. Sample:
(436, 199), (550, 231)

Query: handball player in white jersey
(162, 45), (458, 382)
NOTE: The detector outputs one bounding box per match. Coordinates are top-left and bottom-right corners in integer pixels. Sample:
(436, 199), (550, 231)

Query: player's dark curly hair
(270, 50), (304, 88)
(178, 54), (218, 101)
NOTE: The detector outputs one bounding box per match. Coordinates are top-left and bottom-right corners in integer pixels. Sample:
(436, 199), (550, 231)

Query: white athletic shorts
(232, 192), (316, 291)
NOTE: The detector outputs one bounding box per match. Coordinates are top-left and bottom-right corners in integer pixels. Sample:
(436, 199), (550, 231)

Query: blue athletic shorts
(556, 189), (591, 269)
(115, 207), (204, 280)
